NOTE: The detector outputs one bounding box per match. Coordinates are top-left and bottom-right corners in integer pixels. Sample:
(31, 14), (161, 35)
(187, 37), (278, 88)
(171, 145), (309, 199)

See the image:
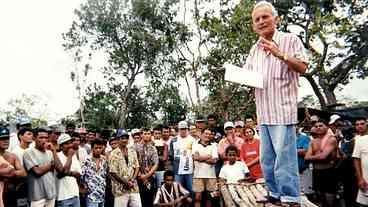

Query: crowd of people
(0, 113), (367, 207)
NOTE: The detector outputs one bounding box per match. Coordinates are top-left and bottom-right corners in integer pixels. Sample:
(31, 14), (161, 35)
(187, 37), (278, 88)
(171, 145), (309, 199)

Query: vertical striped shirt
(244, 31), (308, 125)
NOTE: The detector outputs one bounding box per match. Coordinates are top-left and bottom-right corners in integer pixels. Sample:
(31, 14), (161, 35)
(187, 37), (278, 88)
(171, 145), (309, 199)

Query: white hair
(253, 1), (278, 17)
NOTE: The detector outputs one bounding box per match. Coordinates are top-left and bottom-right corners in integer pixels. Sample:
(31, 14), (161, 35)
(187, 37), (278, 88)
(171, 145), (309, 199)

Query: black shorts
(312, 168), (338, 194)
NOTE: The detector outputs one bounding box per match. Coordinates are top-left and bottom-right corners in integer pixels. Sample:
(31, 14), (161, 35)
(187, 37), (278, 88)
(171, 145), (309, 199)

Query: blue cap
(0, 127), (10, 138)
(116, 129), (129, 138)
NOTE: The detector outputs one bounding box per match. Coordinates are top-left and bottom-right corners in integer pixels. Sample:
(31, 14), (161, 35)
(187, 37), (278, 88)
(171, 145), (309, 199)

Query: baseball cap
(234, 121), (245, 128)
(17, 116), (32, 126)
(178, 121), (189, 129)
(224, 121), (234, 130)
(131, 128), (140, 135)
(195, 116), (205, 123)
(0, 127), (10, 139)
(329, 114), (341, 125)
(116, 129), (129, 139)
(310, 115), (319, 122)
(57, 133), (73, 145)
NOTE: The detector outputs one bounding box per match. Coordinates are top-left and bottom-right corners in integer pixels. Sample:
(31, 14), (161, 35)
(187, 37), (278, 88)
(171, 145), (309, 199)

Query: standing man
(353, 117), (368, 207)
(136, 128), (159, 207)
(109, 132), (141, 207)
(243, 1), (308, 206)
(169, 121), (195, 193)
(23, 128), (63, 207)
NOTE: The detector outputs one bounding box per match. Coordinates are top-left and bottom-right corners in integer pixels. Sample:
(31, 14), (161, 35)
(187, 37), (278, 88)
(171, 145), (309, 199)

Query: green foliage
(274, 0), (368, 108)
(199, 0), (257, 120)
(63, 0), (186, 128)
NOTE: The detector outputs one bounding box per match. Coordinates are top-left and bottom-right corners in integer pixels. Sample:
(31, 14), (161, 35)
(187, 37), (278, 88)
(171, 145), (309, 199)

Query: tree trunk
(303, 75), (327, 109)
(117, 78), (135, 129)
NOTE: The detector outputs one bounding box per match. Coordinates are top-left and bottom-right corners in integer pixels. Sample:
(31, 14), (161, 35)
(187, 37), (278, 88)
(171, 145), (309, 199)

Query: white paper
(224, 63), (264, 89)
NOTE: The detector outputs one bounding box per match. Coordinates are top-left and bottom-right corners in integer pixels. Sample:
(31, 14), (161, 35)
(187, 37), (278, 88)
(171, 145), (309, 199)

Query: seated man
(153, 170), (192, 207)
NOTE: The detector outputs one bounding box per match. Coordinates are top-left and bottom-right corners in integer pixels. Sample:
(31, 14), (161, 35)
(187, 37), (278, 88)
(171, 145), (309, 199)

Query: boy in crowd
(23, 128), (63, 207)
(109, 132), (141, 207)
(153, 170), (192, 207)
(82, 139), (108, 207)
(56, 133), (82, 207)
(192, 128), (219, 207)
(219, 145), (250, 184)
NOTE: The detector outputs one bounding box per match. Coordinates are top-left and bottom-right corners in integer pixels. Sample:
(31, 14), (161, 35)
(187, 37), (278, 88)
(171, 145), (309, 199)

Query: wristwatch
(282, 53), (288, 62)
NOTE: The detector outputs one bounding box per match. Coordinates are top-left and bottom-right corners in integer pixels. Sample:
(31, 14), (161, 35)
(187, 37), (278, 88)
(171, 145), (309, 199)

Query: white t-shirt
(78, 147), (88, 163)
(8, 132), (19, 152)
(173, 135), (195, 175)
(192, 141), (218, 178)
(352, 135), (368, 205)
(56, 152), (82, 201)
(11, 145), (27, 166)
(219, 161), (249, 184)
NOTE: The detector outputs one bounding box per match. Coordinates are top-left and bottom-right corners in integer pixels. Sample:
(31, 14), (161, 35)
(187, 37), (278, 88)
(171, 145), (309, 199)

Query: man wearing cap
(242, 1), (309, 205)
(109, 131), (142, 207)
(234, 120), (245, 139)
(0, 127), (27, 207)
(55, 133), (82, 207)
(218, 122), (243, 160)
(169, 121), (196, 193)
(23, 128), (63, 207)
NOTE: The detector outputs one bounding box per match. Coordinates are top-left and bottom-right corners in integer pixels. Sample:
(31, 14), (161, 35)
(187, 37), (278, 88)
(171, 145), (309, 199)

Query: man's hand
(358, 178), (368, 190)
(127, 180), (135, 188)
(67, 148), (75, 157)
(259, 37), (283, 59)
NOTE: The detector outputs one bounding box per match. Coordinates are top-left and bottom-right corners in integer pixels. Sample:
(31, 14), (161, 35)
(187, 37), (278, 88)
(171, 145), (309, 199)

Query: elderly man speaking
(243, 1), (308, 206)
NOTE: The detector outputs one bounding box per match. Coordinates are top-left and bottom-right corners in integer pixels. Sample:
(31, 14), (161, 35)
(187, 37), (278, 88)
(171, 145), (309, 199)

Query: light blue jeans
(57, 196), (80, 207)
(175, 174), (193, 193)
(86, 199), (104, 207)
(260, 125), (300, 203)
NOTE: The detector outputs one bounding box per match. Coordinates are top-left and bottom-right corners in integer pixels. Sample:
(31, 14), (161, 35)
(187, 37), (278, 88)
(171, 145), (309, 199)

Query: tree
(0, 94), (48, 128)
(63, 0), (183, 128)
(198, 0), (257, 121)
(274, 0), (368, 109)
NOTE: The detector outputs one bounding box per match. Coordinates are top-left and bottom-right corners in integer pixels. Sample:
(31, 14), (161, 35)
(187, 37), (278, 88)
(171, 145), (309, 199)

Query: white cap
(235, 121), (245, 128)
(131, 128), (140, 135)
(178, 121), (189, 129)
(329, 114), (341, 125)
(224, 121), (234, 130)
(57, 133), (73, 145)
(310, 115), (319, 122)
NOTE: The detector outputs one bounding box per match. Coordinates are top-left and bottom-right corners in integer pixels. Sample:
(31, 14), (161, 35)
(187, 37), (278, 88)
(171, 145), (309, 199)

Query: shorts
(193, 178), (218, 193)
(312, 168), (338, 194)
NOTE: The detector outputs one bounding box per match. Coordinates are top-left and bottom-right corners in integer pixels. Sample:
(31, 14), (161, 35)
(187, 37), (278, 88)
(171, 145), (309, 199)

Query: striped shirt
(244, 31), (308, 125)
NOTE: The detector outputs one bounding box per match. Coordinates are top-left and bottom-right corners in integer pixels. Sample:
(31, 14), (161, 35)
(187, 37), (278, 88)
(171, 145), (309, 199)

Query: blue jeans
(57, 196), (80, 207)
(175, 174), (193, 193)
(260, 125), (300, 203)
(86, 199), (104, 207)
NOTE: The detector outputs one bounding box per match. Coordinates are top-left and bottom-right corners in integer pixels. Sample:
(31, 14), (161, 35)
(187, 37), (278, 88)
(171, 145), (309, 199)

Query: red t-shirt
(240, 139), (263, 179)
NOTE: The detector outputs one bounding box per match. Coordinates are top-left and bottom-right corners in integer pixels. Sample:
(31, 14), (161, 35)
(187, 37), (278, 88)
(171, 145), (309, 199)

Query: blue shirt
(296, 133), (311, 173)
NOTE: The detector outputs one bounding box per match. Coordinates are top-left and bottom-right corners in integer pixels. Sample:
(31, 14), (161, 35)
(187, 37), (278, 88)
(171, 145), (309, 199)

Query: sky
(0, 0), (367, 124)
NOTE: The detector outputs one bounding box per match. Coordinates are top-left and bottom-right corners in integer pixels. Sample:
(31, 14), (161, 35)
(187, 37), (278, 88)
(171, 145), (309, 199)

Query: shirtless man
(0, 127), (27, 207)
(305, 120), (338, 207)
